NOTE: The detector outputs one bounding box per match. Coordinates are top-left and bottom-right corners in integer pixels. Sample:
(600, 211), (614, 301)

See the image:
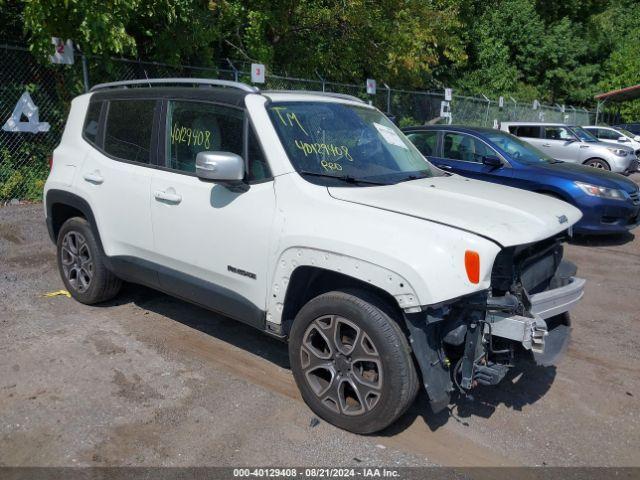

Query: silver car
(500, 122), (638, 175)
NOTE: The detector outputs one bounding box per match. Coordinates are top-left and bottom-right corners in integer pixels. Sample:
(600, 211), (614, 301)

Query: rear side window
(544, 126), (574, 141)
(406, 131), (438, 156)
(597, 128), (620, 140)
(83, 101), (102, 145)
(509, 125), (540, 138)
(166, 100), (243, 173)
(104, 100), (156, 164)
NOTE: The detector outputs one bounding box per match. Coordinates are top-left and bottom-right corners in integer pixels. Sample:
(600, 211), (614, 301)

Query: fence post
(226, 58), (239, 82)
(315, 71), (325, 92)
(76, 43), (90, 92)
(383, 83), (391, 114)
(481, 94), (491, 127)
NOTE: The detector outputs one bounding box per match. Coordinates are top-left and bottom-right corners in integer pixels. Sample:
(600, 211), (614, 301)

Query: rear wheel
(289, 290), (418, 434)
(57, 217), (121, 304)
(584, 158), (610, 170)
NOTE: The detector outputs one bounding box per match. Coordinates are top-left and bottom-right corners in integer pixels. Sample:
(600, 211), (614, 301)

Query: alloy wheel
(300, 315), (383, 416)
(60, 231), (93, 293)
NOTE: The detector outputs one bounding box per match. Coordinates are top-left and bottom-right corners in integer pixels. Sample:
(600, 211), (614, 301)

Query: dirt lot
(1, 178), (639, 467)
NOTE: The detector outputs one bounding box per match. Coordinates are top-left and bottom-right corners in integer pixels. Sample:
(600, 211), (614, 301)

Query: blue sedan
(402, 125), (640, 235)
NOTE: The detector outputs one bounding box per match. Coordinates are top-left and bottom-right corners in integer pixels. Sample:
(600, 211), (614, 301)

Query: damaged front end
(405, 233), (585, 413)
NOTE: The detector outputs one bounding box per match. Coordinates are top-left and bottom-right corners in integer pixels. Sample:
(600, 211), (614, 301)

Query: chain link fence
(1, 44), (596, 203)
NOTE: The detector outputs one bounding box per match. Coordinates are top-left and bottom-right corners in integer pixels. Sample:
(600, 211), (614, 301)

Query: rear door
(148, 98), (276, 326)
(75, 97), (159, 274)
(541, 125), (581, 162)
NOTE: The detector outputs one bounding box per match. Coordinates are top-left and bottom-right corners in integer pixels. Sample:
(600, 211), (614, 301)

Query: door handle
(437, 164), (452, 170)
(154, 189), (182, 204)
(83, 171), (104, 184)
(542, 143), (551, 147)
(580, 145), (589, 148)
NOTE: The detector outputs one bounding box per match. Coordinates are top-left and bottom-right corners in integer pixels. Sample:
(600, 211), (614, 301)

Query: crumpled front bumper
(486, 276), (585, 359)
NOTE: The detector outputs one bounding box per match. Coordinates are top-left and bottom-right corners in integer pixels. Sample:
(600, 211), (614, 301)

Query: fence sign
(2, 92), (50, 134)
(499, 96), (504, 108)
(50, 37), (74, 65)
(444, 88), (452, 101)
(251, 63), (265, 83)
(440, 101), (452, 124)
(366, 79), (377, 95)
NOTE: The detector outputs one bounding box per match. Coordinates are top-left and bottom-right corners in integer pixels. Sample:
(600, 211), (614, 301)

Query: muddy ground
(1, 177), (639, 467)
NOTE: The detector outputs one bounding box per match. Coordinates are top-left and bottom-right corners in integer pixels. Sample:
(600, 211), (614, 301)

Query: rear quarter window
(82, 101), (102, 146)
(103, 99), (156, 164)
(509, 125), (540, 138)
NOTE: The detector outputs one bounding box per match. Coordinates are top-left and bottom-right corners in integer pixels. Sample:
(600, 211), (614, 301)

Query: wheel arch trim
(267, 247), (421, 328)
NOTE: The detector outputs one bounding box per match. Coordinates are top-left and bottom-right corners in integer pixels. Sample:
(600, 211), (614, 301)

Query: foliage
(6, 0), (640, 119)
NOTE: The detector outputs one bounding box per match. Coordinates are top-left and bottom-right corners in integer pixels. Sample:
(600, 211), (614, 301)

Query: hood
(533, 162), (639, 193)
(328, 175), (582, 247)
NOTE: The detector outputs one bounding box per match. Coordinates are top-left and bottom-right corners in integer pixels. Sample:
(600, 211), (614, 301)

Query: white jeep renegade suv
(44, 78), (586, 434)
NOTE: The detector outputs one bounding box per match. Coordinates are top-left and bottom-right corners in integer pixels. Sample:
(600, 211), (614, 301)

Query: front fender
(266, 247), (422, 326)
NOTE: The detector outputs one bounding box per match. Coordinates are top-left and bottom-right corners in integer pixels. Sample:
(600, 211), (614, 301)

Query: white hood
(328, 175), (582, 247)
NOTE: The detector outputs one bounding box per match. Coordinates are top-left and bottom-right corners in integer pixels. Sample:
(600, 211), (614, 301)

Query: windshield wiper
(395, 172), (434, 183)
(298, 170), (389, 185)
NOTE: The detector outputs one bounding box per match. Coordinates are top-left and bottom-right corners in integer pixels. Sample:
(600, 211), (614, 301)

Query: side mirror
(618, 136), (629, 142)
(482, 155), (502, 168)
(196, 151), (245, 183)
(634, 135), (640, 142)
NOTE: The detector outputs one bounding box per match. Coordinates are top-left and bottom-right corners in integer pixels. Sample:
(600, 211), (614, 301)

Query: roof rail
(89, 78), (259, 93)
(263, 90), (366, 104)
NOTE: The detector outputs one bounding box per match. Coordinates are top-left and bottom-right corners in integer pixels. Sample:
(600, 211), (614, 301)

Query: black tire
(289, 290), (419, 434)
(56, 217), (121, 304)
(583, 158), (610, 170)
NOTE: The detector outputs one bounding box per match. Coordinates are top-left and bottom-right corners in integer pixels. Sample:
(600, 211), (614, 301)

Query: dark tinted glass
(406, 131), (438, 156)
(167, 100), (243, 173)
(442, 132), (492, 163)
(83, 101), (102, 145)
(511, 125), (540, 138)
(104, 100), (155, 163)
(247, 125), (271, 181)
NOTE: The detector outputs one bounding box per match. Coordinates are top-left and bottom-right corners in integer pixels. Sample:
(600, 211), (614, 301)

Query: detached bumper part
(486, 276), (582, 367)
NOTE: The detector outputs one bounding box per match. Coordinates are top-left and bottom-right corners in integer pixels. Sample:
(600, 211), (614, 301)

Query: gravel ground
(1, 176), (639, 467)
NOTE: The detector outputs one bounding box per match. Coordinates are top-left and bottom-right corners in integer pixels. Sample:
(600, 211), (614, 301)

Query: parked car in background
(614, 123), (640, 136)
(500, 122), (638, 175)
(403, 125), (640, 235)
(583, 125), (640, 154)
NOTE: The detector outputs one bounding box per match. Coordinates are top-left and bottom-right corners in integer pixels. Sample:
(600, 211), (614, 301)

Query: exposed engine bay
(404, 232), (585, 412)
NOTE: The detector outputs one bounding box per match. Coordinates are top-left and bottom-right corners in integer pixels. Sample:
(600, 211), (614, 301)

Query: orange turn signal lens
(465, 250), (480, 284)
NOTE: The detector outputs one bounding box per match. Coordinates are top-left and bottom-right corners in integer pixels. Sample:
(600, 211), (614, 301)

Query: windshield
(267, 101), (438, 186)
(484, 131), (557, 164)
(569, 126), (598, 142)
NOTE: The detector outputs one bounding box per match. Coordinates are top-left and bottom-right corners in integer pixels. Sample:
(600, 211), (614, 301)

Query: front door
(540, 125), (582, 163)
(430, 131), (512, 182)
(149, 99), (276, 326)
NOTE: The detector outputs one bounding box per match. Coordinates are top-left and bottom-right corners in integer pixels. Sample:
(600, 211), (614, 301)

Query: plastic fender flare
(266, 247), (422, 326)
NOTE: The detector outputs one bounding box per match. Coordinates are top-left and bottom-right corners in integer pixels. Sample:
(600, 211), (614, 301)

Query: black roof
(91, 86), (248, 108)
(401, 124), (498, 135)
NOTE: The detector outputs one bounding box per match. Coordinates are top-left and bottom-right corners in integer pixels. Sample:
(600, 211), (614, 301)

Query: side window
(167, 100), (243, 173)
(511, 125), (540, 138)
(247, 125), (271, 182)
(104, 100), (156, 163)
(83, 101), (102, 146)
(443, 132), (492, 163)
(406, 132), (438, 156)
(599, 129), (619, 140)
(544, 126), (574, 141)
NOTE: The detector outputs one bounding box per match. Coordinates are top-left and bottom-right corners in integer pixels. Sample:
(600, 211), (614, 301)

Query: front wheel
(289, 290), (418, 434)
(583, 158), (611, 170)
